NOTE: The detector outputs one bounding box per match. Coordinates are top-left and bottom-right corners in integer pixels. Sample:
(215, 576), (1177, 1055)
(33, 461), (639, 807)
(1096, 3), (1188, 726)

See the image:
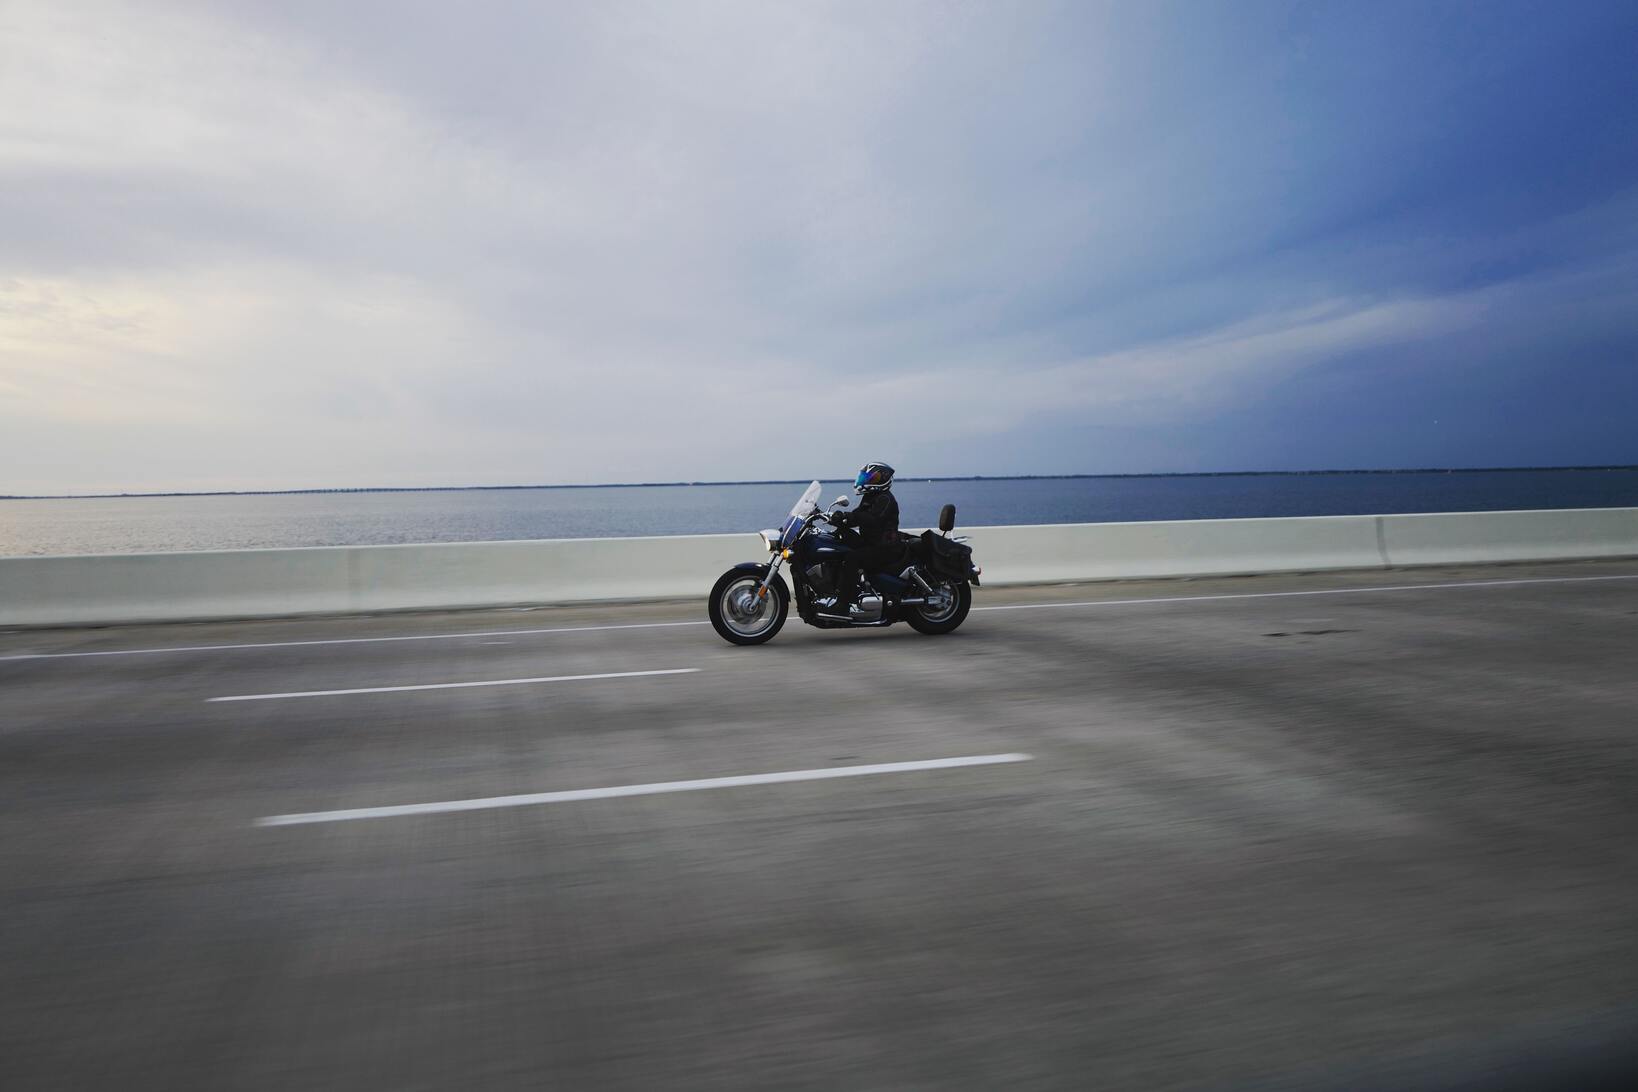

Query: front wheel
(709, 567), (790, 645)
(905, 580), (972, 635)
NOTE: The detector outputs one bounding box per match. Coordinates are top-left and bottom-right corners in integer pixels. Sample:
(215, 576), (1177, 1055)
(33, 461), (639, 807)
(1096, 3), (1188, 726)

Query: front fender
(722, 562), (791, 597)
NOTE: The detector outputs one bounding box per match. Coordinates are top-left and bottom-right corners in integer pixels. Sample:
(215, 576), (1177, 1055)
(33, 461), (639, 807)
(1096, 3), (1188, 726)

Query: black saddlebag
(920, 530), (975, 582)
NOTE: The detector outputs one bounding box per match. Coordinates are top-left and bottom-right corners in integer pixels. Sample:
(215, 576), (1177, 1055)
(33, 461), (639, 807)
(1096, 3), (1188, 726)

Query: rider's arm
(851, 492), (890, 538)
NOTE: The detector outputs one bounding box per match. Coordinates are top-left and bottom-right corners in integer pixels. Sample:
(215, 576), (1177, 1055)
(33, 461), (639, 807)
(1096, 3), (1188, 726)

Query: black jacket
(835, 489), (899, 545)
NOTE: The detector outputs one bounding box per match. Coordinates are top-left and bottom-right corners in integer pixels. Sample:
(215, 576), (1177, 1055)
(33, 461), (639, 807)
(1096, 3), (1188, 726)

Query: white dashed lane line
(256, 753), (1036, 826)
(208, 667), (701, 703)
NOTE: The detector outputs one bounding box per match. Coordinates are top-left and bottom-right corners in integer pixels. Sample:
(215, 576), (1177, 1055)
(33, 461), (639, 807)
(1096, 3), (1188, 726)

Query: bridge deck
(4, 559), (1637, 1089)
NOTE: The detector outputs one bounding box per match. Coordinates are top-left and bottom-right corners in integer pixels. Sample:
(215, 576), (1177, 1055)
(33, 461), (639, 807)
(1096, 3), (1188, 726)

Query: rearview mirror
(833, 496), (851, 509)
(938, 504), (956, 533)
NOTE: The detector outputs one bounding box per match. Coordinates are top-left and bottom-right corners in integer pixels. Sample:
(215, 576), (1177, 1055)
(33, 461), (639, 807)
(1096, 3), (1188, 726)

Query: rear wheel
(905, 579), (971, 635)
(709, 568), (790, 645)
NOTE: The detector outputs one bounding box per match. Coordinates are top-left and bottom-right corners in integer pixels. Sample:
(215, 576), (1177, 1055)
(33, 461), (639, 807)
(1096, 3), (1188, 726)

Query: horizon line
(3, 464), (1636, 501)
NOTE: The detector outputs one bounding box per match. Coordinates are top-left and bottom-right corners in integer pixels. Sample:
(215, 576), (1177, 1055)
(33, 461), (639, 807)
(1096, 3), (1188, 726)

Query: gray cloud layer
(3, 1), (1635, 493)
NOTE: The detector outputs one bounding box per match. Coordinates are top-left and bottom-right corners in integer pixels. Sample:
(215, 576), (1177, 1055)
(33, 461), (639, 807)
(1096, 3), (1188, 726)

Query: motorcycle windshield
(789, 480), (822, 519)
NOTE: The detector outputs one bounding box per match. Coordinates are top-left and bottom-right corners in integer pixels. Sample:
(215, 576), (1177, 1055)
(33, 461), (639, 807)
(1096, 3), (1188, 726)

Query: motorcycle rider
(826, 461), (901, 616)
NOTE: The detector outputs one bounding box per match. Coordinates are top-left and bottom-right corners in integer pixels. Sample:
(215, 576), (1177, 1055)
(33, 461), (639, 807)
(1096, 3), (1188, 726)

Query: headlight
(759, 531), (780, 552)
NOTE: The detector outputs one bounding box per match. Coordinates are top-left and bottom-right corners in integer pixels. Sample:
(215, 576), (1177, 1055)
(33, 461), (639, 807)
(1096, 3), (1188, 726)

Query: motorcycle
(708, 481), (982, 645)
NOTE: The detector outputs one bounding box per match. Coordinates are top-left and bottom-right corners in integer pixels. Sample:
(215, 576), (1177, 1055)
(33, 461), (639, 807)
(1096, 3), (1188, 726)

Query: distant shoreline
(4, 465), (1635, 501)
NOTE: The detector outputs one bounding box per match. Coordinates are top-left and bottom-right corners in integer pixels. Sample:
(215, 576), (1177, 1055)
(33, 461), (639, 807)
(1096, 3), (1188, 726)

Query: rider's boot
(840, 581), (877, 618)
(825, 575), (857, 616)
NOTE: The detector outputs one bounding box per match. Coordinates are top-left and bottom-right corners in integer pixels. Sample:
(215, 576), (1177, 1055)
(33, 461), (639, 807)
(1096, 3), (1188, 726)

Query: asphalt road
(3, 560), (1637, 1090)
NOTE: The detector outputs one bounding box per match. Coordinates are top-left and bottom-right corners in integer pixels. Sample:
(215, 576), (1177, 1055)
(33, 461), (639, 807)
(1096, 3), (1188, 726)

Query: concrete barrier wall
(1379, 507), (1638, 568)
(960, 515), (1386, 585)
(0, 533), (756, 627)
(2, 507), (1634, 627)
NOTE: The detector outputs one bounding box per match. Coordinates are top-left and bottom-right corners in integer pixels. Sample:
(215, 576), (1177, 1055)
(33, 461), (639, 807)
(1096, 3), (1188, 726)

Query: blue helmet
(854, 462), (895, 493)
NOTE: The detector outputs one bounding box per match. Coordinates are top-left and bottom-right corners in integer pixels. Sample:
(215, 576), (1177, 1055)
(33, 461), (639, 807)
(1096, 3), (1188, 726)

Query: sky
(2, 0), (1636, 494)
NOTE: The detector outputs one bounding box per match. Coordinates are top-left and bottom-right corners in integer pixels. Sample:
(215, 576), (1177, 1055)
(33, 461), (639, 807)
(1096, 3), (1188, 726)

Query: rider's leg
(832, 550), (861, 611)
(841, 544), (897, 609)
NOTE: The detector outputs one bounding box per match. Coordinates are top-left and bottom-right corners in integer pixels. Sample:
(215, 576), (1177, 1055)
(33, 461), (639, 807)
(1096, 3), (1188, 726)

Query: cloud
(861, 296), (1484, 433)
(2, 0), (1636, 492)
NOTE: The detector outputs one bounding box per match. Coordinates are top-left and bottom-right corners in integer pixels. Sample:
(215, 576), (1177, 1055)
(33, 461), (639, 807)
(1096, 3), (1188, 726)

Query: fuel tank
(800, 529), (848, 559)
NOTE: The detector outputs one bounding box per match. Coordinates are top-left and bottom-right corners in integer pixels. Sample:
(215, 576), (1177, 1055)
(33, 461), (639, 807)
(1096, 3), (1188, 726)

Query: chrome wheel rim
(719, 577), (779, 637)
(917, 580), (959, 623)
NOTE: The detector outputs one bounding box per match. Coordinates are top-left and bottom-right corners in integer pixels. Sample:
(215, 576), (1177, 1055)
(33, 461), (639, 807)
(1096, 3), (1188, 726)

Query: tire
(905, 580), (972, 635)
(708, 567), (790, 645)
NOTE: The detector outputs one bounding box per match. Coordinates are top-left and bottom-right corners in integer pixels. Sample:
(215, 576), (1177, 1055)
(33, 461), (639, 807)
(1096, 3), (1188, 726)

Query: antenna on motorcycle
(938, 504), (956, 535)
